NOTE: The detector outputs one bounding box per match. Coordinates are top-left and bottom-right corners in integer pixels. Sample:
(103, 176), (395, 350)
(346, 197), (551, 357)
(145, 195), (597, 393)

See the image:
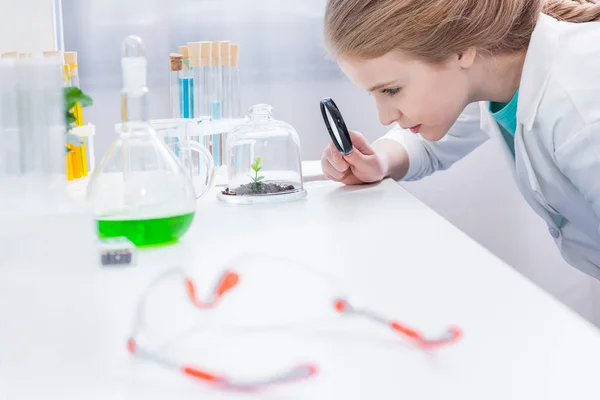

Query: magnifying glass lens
(325, 107), (344, 149)
(320, 97), (352, 155)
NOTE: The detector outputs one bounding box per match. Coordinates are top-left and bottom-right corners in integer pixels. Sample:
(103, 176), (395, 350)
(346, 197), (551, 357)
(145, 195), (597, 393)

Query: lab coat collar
(516, 13), (561, 131)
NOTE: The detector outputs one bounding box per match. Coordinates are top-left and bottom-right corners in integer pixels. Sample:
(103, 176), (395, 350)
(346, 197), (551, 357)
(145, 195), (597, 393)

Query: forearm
(372, 138), (410, 181)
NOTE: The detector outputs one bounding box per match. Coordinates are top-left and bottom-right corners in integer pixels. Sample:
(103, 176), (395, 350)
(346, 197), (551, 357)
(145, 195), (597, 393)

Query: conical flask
(86, 36), (211, 247)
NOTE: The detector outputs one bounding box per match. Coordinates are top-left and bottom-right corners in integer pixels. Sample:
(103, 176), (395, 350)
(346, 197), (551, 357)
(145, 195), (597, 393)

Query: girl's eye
(381, 88), (400, 97)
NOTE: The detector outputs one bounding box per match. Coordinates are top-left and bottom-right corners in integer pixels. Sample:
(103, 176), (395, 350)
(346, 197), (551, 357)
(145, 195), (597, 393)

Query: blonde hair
(324, 0), (600, 63)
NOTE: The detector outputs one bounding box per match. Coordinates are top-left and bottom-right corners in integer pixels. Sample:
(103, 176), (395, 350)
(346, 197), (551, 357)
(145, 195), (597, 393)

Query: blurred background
(60, 0), (386, 162)
(2, 0), (600, 325)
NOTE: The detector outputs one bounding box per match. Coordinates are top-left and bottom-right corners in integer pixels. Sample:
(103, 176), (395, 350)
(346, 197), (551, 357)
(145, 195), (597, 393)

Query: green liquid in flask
(97, 212), (196, 247)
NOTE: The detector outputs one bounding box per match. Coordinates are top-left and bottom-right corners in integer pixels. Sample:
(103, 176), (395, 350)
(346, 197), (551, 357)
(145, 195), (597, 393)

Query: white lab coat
(381, 14), (600, 288)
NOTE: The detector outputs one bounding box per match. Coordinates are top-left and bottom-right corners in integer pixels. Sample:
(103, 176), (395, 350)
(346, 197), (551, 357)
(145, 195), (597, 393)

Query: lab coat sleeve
(375, 101), (489, 181)
(555, 121), (600, 233)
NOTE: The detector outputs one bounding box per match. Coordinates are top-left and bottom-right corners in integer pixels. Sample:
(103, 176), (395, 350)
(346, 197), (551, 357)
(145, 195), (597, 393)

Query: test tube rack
(168, 41), (242, 169)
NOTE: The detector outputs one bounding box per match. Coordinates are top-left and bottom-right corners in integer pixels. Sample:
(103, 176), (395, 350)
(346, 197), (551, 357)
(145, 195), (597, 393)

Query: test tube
(167, 52), (183, 156)
(187, 41), (201, 118)
(230, 44), (241, 118)
(199, 42), (213, 156)
(64, 51), (80, 89)
(220, 41), (231, 118)
(187, 41), (202, 177)
(169, 53), (183, 118)
(64, 51), (89, 178)
(45, 56), (68, 176)
(210, 41), (222, 120)
(199, 41), (212, 118)
(0, 59), (7, 176)
(1, 55), (20, 175)
(178, 45), (194, 119)
(219, 41), (231, 166)
(17, 56), (65, 175)
(210, 41), (222, 167)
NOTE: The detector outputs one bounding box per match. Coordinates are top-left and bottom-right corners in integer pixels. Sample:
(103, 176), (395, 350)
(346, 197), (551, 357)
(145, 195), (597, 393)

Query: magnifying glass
(320, 97), (353, 155)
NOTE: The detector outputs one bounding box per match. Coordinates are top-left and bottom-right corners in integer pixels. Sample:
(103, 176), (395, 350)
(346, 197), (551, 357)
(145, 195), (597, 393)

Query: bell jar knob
(248, 104), (273, 119)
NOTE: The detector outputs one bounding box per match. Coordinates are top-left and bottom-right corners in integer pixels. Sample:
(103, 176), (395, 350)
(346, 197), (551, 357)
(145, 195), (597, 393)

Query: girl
(320, 0), (600, 279)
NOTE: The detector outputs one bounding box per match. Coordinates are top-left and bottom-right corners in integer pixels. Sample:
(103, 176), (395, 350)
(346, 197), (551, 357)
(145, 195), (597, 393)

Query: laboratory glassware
(126, 252), (462, 391)
(230, 43), (241, 118)
(199, 42), (214, 156)
(169, 53), (183, 118)
(186, 41), (203, 169)
(64, 51), (80, 88)
(220, 41), (231, 118)
(168, 53), (183, 157)
(113, 118), (215, 198)
(64, 50), (91, 179)
(0, 56), (19, 175)
(218, 104), (307, 204)
(150, 118), (215, 198)
(218, 41), (231, 167)
(86, 35), (214, 248)
(209, 41), (223, 167)
(178, 45), (194, 119)
(0, 54), (98, 271)
(199, 41), (212, 118)
(187, 41), (201, 118)
(320, 97), (353, 155)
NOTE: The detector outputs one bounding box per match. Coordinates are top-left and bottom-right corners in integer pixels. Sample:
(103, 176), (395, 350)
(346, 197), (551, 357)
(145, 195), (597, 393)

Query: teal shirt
(488, 89), (519, 158)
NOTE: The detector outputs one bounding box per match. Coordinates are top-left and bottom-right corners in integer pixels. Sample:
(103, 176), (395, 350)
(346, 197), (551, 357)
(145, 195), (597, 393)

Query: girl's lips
(409, 124), (421, 134)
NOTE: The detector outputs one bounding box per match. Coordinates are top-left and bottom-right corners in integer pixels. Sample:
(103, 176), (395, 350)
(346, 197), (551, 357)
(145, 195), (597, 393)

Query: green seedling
(248, 156), (265, 190)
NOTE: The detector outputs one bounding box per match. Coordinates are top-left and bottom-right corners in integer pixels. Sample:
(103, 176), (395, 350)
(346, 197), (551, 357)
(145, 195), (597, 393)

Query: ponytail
(544, 0), (600, 23)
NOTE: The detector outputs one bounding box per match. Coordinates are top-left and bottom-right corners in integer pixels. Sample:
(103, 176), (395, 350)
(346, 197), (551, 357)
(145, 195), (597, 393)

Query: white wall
(0, 0), (56, 54)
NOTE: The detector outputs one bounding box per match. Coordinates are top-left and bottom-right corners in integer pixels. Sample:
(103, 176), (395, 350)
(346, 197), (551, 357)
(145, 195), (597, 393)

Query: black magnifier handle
(320, 97), (353, 156)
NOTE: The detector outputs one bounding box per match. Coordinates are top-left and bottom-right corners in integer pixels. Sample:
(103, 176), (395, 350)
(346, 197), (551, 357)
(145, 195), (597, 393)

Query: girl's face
(338, 50), (475, 141)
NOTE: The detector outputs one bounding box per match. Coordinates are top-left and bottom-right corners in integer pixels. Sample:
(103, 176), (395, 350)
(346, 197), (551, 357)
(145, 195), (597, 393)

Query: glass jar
(217, 104), (306, 204)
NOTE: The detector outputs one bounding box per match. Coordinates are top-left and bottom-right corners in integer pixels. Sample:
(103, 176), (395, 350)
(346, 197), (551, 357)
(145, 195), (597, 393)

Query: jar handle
(184, 141), (215, 199)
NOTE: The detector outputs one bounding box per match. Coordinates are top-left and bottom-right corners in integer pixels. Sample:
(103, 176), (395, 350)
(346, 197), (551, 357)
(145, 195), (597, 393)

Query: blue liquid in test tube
(180, 77), (194, 118)
(177, 76), (195, 158)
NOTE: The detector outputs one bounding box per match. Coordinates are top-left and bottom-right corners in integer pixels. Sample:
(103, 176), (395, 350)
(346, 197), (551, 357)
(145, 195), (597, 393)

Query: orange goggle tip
(216, 271), (239, 298)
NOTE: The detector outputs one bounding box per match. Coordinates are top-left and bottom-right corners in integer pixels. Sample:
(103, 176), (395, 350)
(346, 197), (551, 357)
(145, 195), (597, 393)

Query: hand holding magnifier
(320, 97), (353, 156)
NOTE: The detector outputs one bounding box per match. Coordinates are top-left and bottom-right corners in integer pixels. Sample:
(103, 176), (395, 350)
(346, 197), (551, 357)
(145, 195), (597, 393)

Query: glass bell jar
(217, 104), (306, 204)
(86, 36), (211, 247)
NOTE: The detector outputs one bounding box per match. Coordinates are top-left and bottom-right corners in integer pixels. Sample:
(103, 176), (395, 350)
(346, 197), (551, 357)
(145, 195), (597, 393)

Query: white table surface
(3, 173), (600, 399)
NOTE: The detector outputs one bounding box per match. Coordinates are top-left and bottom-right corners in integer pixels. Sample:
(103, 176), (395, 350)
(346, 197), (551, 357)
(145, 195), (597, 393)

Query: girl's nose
(378, 106), (402, 127)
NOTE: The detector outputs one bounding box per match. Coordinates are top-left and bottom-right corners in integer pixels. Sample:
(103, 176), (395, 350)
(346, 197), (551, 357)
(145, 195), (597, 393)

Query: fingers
(347, 131), (375, 156)
(321, 144), (349, 180)
(322, 160), (346, 181)
(342, 131), (375, 169)
(323, 167), (363, 185)
(326, 143), (350, 172)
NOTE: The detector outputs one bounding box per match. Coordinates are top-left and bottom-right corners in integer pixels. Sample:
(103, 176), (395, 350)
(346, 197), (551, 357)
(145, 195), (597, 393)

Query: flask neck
(120, 55), (149, 131)
(121, 88), (149, 129)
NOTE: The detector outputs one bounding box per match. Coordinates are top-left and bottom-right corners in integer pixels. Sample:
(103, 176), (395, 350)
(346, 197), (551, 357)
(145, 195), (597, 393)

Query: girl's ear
(457, 47), (477, 69)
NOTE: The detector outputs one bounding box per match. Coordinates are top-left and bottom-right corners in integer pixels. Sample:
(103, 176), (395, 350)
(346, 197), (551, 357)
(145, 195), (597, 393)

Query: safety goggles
(126, 253), (462, 391)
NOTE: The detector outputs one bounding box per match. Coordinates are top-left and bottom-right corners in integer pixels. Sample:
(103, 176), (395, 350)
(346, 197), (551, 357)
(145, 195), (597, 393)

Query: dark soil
(223, 182), (297, 196)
